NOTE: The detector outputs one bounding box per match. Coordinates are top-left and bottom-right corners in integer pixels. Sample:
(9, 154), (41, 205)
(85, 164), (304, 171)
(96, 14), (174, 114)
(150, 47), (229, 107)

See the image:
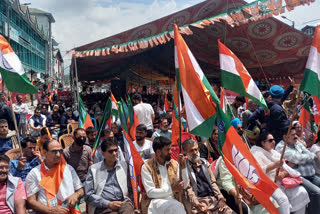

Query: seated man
(28, 108), (46, 137)
(9, 137), (42, 182)
(26, 139), (84, 213)
(63, 128), (93, 183)
(151, 118), (172, 141)
(141, 136), (188, 214)
(0, 119), (22, 154)
(182, 139), (234, 214)
(94, 129), (124, 163)
(36, 127), (52, 156)
(0, 154), (26, 213)
(133, 124), (154, 162)
(60, 107), (78, 134)
(85, 139), (134, 214)
(275, 126), (320, 214)
(86, 126), (97, 148)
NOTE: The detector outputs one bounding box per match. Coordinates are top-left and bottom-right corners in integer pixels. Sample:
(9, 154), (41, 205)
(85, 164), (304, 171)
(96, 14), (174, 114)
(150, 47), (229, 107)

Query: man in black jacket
(268, 85), (290, 143)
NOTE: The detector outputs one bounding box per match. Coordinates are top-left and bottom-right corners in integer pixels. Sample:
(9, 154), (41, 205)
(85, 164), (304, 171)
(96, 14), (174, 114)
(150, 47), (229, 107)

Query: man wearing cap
(268, 85), (291, 143)
(231, 118), (251, 148)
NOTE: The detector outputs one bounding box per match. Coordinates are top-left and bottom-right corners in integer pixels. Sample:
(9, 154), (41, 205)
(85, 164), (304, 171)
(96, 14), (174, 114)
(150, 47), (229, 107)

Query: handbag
(281, 175), (303, 189)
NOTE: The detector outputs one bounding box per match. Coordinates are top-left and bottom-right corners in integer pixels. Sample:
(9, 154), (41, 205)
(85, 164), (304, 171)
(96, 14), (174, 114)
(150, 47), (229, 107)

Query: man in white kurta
(141, 136), (188, 214)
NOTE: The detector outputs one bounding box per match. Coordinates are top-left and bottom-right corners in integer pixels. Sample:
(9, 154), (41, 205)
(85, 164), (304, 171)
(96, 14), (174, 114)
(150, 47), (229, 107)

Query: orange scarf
(39, 157), (66, 206)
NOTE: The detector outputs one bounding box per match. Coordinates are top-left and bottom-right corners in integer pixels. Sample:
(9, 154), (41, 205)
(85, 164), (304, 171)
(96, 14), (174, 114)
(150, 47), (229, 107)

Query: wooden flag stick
(234, 180), (243, 214)
(274, 90), (302, 181)
(7, 91), (23, 156)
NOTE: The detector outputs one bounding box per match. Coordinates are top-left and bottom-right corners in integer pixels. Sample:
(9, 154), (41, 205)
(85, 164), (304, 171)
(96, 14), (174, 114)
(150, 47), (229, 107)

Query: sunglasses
(49, 149), (63, 155)
(266, 139), (275, 143)
(107, 148), (119, 154)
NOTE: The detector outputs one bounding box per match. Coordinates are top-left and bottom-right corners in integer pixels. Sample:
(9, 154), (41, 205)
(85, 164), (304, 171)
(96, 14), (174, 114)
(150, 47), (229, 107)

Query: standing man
(26, 139), (84, 213)
(63, 128), (93, 183)
(152, 118), (172, 141)
(85, 139), (134, 214)
(241, 100), (257, 129)
(9, 137), (42, 182)
(268, 85), (290, 143)
(132, 94), (155, 138)
(0, 92), (14, 131)
(0, 154), (27, 213)
(133, 124), (154, 162)
(231, 95), (245, 119)
(13, 94), (29, 138)
(141, 136), (188, 214)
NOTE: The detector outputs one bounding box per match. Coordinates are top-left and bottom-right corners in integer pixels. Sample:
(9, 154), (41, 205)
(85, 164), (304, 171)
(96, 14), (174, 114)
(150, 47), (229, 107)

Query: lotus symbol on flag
(232, 144), (260, 184)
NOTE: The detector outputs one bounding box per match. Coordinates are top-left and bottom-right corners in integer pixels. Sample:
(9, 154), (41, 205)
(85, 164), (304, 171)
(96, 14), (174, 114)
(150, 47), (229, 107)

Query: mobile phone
(61, 199), (68, 208)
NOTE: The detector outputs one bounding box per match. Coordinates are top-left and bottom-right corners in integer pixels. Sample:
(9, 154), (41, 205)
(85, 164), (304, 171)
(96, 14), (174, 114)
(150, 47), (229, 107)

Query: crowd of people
(0, 81), (319, 214)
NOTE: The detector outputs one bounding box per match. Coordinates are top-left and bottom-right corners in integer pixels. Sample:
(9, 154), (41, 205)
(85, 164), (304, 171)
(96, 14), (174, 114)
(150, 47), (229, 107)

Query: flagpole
(222, 87), (242, 214)
(275, 90), (302, 181)
(7, 91), (23, 156)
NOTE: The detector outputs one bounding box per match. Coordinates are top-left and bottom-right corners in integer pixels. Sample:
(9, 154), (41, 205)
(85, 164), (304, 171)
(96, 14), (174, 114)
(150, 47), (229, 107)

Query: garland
(72, 0), (315, 58)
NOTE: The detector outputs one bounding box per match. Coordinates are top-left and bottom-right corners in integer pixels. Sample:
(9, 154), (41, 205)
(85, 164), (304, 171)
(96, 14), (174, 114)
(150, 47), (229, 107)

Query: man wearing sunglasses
(85, 139), (134, 214)
(26, 140), (84, 213)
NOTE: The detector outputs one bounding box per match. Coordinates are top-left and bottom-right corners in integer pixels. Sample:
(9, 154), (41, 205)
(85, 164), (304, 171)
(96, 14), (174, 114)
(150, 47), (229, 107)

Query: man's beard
(160, 127), (168, 132)
(136, 136), (144, 141)
(188, 152), (201, 163)
(161, 153), (171, 162)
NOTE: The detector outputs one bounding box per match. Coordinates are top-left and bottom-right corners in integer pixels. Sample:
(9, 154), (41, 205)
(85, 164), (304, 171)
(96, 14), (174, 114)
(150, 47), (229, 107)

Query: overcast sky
(20, 0), (320, 70)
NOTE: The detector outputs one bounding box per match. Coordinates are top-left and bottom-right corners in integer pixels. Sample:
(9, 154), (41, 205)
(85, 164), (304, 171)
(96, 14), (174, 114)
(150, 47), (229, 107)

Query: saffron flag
(219, 40), (268, 110)
(174, 24), (217, 138)
(92, 97), (112, 158)
(299, 101), (316, 141)
(300, 25), (320, 99)
(0, 35), (38, 94)
(216, 106), (279, 214)
(220, 87), (234, 121)
(79, 97), (94, 130)
(164, 92), (170, 112)
(118, 101), (144, 209)
(128, 96), (139, 141)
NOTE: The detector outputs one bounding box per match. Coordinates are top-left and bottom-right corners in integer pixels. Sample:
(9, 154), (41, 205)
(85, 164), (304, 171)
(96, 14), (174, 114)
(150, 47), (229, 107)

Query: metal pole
(74, 57), (80, 111)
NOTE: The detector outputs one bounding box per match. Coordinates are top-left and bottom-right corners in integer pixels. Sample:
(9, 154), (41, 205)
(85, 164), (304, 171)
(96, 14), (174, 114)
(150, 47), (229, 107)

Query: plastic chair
(5, 148), (21, 161)
(59, 134), (74, 148)
(67, 122), (79, 134)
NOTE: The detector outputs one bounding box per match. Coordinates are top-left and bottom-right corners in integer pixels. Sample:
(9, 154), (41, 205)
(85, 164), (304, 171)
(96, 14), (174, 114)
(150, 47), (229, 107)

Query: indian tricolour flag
(0, 35), (37, 94)
(174, 24), (217, 138)
(110, 92), (118, 117)
(219, 40), (267, 110)
(300, 25), (320, 99)
(220, 87), (234, 121)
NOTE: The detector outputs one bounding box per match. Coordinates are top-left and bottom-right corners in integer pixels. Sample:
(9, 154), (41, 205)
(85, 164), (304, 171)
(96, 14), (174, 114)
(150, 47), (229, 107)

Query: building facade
(0, 0), (54, 84)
